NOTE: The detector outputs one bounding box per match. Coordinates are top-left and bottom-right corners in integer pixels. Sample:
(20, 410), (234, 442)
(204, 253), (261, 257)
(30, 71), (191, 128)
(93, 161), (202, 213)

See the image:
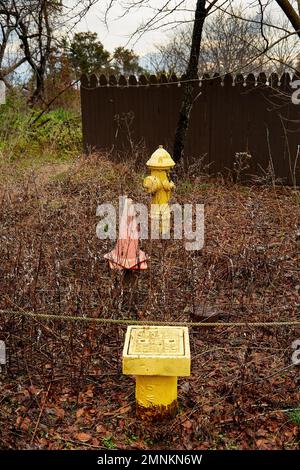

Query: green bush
(288, 409), (300, 427)
(0, 91), (82, 162)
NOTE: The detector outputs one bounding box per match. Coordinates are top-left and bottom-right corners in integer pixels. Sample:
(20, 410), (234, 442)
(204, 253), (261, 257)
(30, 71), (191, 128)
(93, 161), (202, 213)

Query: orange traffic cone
(104, 197), (148, 270)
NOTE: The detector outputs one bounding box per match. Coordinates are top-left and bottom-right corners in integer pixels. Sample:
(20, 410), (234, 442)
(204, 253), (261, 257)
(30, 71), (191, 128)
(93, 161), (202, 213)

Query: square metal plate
(128, 327), (184, 356)
(123, 326), (190, 376)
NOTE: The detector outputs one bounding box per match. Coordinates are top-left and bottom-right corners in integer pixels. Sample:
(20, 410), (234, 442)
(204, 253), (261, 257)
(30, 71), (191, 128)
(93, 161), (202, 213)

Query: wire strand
(1, 309), (300, 328)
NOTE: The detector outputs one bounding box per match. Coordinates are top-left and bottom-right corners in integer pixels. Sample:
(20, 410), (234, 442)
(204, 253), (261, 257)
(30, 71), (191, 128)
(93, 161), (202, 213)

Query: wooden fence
(80, 72), (300, 184)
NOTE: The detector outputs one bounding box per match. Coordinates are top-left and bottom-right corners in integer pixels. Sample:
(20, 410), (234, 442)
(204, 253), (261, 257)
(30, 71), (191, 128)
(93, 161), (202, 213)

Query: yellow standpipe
(143, 146), (175, 234)
(123, 326), (190, 420)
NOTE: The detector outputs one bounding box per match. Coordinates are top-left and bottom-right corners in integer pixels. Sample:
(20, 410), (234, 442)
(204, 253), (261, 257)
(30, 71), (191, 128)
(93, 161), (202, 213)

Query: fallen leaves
(182, 419), (193, 430)
(96, 424), (106, 434)
(73, 432), (92, 443)
(76, 408), (85, 419)
(2, 171), (300, 450)
(16, 416), (31, 431)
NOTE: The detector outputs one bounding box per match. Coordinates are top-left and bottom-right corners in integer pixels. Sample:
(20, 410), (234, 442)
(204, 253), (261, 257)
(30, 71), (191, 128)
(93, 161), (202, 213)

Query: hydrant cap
(146, 146), (175, 170)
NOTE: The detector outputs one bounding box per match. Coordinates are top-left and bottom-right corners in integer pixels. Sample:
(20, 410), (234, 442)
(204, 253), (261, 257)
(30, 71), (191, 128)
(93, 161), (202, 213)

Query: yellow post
(143, 146), (175, 234)
(123, 326), (190, 420)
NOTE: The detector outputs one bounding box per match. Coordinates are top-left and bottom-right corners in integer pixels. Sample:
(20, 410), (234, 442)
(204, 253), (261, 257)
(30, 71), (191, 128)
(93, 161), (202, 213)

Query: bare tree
(149, 29), (191, 75)
(275, 0), (300, 37)
(151, 9), (266, 76)
(151, 8), (299, 77)
(200, 9), (263, 74)
(0, 0), (107, 102)
(0, 2), (26, 88)
(261, 16), (299, 74)
(0, 1), (63, 102)
(173, 0), (208, 164)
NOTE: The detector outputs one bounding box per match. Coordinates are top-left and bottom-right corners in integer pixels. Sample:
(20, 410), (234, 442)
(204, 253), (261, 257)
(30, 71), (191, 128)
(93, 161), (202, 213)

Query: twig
(30, 382), (52, 445)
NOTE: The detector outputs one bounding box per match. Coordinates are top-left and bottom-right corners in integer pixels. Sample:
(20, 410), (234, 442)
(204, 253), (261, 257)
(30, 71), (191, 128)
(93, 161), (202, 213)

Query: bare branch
(275, 0), (300, 37)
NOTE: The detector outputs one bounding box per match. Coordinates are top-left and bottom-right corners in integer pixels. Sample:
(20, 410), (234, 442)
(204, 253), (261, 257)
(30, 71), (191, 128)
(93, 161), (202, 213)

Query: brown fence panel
(80, 73), (300, 184)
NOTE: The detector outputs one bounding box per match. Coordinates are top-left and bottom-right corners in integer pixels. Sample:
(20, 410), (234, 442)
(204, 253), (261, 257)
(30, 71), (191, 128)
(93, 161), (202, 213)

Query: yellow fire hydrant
(143, 145), (175, 234)
(123, 326), (190, 420)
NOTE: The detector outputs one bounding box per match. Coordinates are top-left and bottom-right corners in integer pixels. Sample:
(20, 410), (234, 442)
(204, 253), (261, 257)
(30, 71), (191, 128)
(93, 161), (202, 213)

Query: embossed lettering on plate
(128, 327), (184, 356)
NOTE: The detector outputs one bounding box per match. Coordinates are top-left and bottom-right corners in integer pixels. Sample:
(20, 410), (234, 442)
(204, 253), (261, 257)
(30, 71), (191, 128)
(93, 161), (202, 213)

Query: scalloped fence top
(80, 72), (297, 88)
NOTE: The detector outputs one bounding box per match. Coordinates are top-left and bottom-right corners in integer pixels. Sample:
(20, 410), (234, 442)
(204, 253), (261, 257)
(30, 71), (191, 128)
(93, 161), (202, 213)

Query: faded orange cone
(104, 196), (147, 270)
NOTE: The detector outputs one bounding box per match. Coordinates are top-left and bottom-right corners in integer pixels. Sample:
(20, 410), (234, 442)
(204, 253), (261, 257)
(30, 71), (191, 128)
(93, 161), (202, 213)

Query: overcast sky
(73, 0), (285, 56)
(75, 0), (199, 54)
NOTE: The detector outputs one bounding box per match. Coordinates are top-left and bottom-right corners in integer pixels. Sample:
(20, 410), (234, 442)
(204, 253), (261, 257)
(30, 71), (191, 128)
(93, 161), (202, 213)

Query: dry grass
(0, 154), (300, 450)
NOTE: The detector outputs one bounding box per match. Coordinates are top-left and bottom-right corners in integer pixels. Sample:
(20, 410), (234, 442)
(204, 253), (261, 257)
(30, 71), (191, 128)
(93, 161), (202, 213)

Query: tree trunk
(31, 69), (45, 104)
(276, 0), (300, 38)
(173, 0), (207, 165)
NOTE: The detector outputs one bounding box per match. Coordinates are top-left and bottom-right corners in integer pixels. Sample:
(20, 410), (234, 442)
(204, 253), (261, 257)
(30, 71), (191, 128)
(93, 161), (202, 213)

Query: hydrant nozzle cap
(146, 146), (175, 170)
